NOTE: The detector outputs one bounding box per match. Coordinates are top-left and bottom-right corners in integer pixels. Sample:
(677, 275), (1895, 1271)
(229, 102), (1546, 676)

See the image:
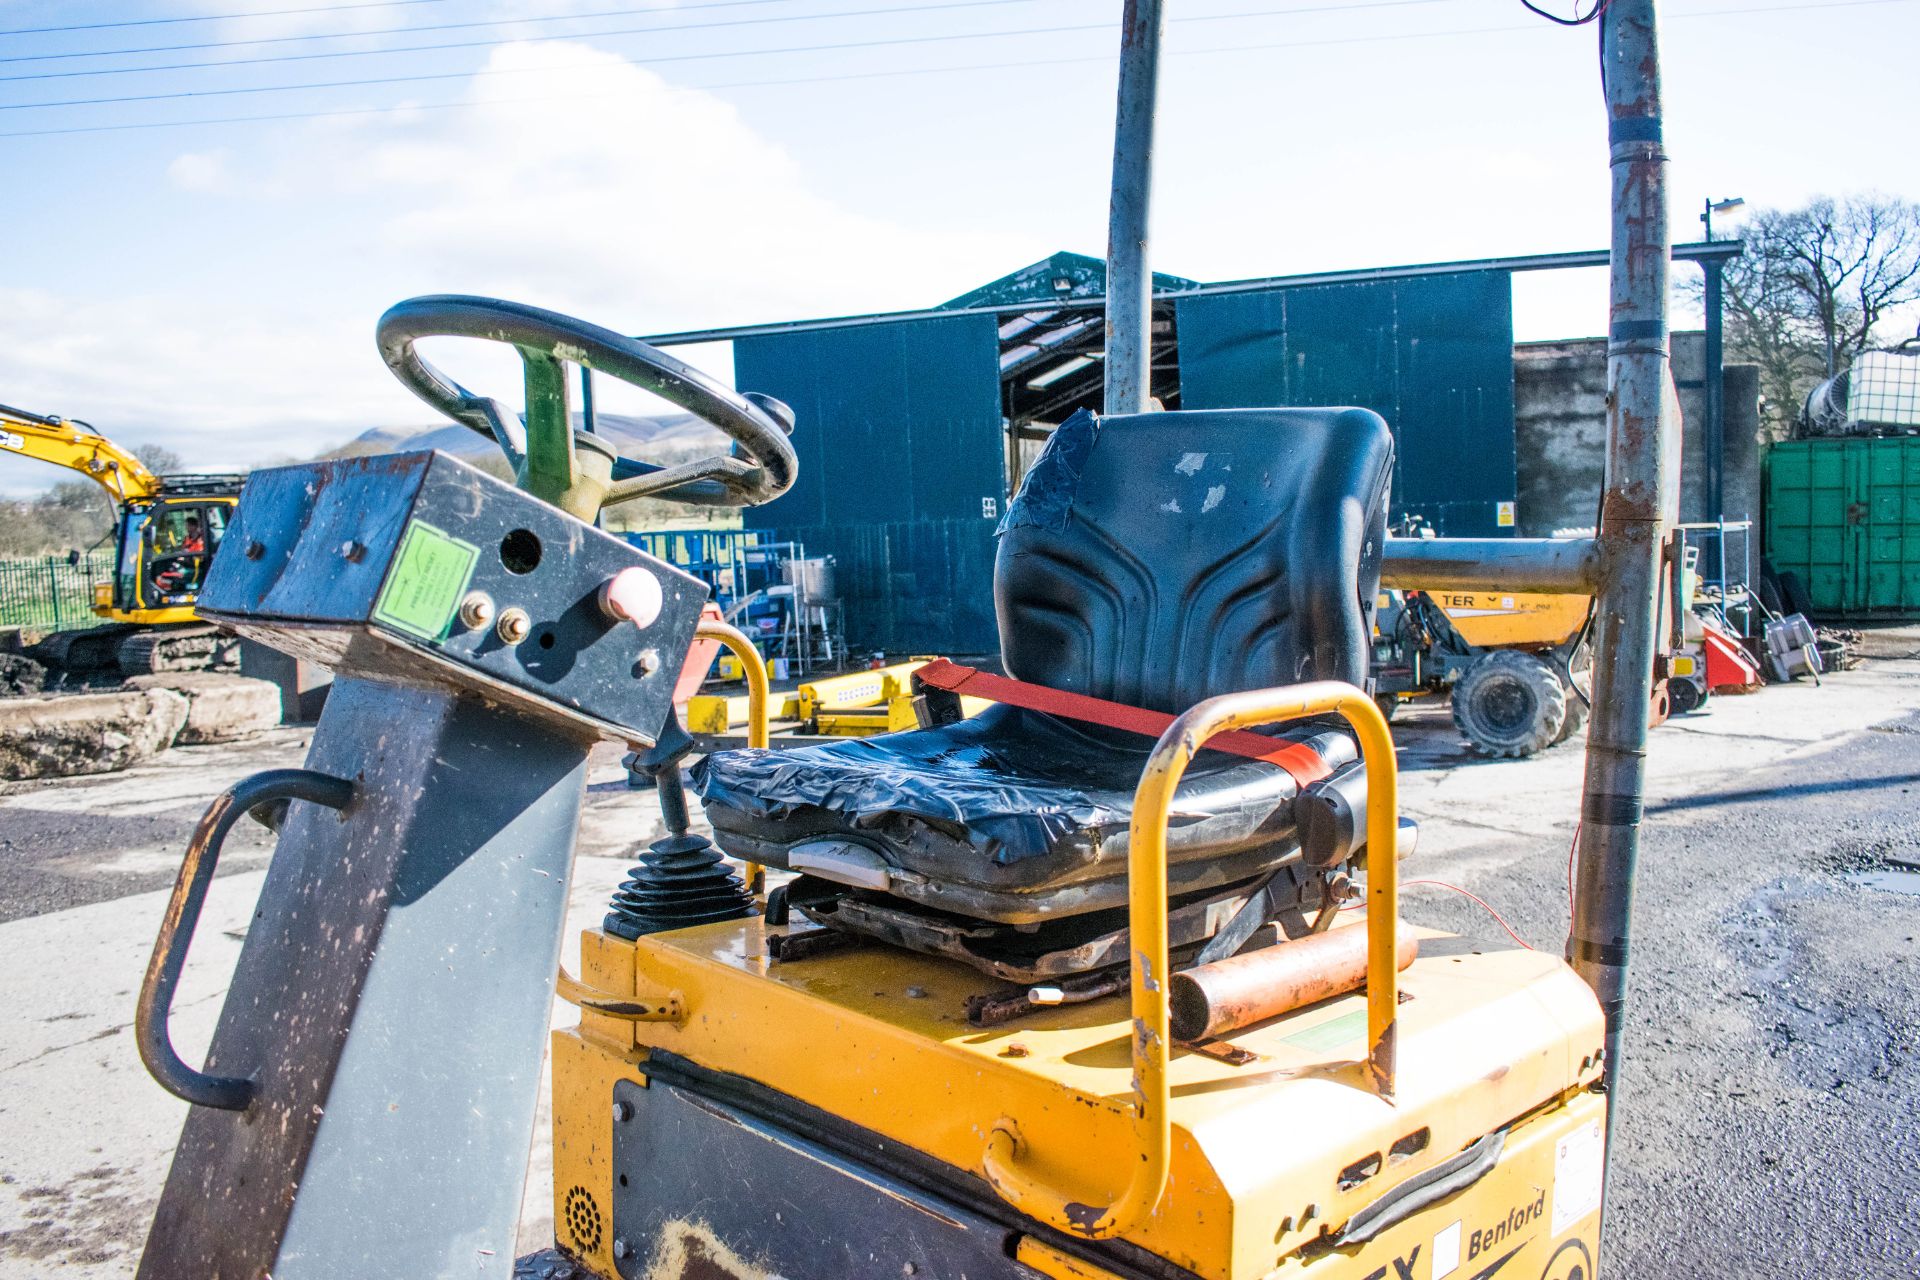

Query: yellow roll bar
(554, 615), (775, 1017)
(980, 680), (1400, 1239)
(695, 617), (770, 750)
(696, 617), (769, 893)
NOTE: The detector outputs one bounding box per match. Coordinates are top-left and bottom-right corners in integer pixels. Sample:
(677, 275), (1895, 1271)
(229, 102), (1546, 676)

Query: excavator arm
(0, 400), (162, 505)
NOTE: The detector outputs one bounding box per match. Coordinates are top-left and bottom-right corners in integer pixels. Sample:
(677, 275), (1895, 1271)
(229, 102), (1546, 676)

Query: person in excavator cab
(153, 515), (208, 595)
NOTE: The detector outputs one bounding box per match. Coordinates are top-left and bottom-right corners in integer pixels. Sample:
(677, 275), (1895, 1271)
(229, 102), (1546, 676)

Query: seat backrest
(995, 406), (1393, 714)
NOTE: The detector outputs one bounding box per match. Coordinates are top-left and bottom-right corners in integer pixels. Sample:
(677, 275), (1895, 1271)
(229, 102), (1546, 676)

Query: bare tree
(1702, 194), (1920, 433)
(1771, 195), (1920, 375)
(133, 443), (185, 475)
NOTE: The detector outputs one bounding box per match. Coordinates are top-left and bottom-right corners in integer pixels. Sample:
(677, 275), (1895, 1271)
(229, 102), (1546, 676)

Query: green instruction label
(372, 520), (478, 641)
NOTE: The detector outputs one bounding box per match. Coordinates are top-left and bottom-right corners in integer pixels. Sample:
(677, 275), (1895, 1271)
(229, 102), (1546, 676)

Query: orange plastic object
(674, 603), (726, 706)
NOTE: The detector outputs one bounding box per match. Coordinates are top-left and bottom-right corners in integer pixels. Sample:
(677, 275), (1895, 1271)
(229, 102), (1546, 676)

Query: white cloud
(0, 41), (1029, 491)
(0, 286), (416, 494)
(166, 149), (235, 194)
(291, 41), (1024, 325)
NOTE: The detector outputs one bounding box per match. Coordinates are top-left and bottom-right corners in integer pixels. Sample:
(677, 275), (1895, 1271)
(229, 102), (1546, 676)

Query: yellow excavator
(129, 3), (1674, 1279)
(0, 401), (243, 673)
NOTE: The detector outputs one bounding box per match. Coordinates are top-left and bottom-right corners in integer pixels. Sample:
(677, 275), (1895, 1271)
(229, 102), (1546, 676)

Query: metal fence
(0, 553), (114, 633)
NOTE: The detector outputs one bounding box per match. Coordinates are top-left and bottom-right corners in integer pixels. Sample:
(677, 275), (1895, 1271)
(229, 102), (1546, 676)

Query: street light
(1702, 196), (1745, 242)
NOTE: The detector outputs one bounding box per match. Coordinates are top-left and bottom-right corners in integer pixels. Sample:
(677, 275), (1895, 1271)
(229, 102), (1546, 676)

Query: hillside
(327, 411), (726, 462)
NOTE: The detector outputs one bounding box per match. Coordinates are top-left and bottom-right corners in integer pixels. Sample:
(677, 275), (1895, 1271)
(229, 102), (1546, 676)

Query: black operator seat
(691, 406), (1395, 925)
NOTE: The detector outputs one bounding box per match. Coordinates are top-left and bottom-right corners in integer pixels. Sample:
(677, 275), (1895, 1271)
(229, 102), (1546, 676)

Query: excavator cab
(132, 497), (231, 606)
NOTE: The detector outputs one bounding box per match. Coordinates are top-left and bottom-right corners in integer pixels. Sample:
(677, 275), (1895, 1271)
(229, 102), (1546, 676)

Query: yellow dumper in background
(1373, 587), (1593, 757)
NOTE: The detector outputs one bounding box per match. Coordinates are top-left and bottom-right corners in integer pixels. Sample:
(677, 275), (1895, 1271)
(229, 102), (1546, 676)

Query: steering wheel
(375, 295), (797, 520)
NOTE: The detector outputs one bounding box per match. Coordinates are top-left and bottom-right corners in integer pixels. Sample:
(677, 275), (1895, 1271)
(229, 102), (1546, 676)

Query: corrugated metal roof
(640, 242), (1742, 347)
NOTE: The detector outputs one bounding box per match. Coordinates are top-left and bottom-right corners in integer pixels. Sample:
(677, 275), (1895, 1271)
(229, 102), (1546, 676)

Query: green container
(1766, 436), (1920, 618)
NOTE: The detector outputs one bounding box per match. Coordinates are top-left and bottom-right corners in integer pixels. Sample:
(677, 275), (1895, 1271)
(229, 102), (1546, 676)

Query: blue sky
(0, 0), (1914, 492)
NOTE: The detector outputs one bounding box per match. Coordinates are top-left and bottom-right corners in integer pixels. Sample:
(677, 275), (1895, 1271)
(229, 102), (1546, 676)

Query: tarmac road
(1390, 627), (1920, 1278)
(1, 630), (1917, 1278)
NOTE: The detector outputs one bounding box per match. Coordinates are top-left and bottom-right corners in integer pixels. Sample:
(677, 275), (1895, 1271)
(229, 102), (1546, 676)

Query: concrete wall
(1514, 331), (1762, 537)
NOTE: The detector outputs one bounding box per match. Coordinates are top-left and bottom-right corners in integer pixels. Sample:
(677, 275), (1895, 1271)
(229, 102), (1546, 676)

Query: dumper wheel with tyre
(1553, 676), (1589, 744)
(1452, 649), (1567, 757)
(1552, 657), (1590, 745)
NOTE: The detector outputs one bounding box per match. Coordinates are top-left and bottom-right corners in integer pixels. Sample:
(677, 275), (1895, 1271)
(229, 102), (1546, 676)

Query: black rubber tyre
(1452, 650), (1567, 758)
(1668, 674), (1705, 715)
(1553, 670), (1590, 745)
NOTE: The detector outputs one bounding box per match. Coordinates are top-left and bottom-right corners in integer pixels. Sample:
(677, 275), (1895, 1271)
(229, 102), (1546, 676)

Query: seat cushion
(691, 702), (1355, 923)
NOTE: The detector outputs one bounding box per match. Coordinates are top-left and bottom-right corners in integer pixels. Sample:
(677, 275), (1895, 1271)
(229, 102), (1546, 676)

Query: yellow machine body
(686, 659), (989, 739)
(551, 918), (1606, 1280)
(1417, 591), (1590, 652)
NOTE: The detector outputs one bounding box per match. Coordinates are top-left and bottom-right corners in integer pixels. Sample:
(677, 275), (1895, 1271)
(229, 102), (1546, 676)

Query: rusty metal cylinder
(1169, 923), (1419, 1043)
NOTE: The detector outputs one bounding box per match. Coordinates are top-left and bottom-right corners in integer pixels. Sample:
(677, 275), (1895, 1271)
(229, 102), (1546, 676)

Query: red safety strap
(916, 658), (1332, 784)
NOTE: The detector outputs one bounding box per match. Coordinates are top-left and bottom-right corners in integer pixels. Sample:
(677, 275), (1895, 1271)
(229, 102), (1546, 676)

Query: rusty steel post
(1102, 0), (1164, 416)
(1568, 0), (1676, 1170)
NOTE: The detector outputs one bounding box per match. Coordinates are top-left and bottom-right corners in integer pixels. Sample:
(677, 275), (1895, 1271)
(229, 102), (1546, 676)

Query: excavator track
(115, 625), (241, 675)
(29, 624), (139, 675)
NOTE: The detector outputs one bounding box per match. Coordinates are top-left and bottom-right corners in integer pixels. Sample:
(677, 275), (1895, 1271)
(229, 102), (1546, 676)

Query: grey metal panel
(139, 679), (590, 1280)
(1174, 272), (1517, 537)
(608, 1078), (1028, 1280)
(275, 684), (586, 1279)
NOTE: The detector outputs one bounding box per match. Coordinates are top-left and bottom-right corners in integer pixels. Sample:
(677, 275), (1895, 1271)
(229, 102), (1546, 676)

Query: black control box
(199, 450), (707, 743)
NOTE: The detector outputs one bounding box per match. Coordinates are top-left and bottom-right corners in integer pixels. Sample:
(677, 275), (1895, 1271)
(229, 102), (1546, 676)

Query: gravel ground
(1389, 626), (1920, 1278)
(2, 628), (1916, 1278)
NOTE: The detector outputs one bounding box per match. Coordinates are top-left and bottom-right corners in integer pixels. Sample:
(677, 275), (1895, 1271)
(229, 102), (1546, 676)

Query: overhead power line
(0, 0), (449, 39)
(0, 0), (1904, 136)
(0, 0), (832, 65)
(0, 0), (1467, 109)
(0, 0), (1082, 83)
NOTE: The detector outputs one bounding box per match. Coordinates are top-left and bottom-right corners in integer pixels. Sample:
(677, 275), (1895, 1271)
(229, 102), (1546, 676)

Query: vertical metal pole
(1103, 0), (1164, 416)
(580, 366), (604, 528)
(1568, 0), (1674, 1173)
(1703, 258), (1726, 576)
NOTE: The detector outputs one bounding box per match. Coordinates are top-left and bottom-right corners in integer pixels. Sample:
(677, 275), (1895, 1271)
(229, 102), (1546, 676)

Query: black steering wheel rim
(375, 294), (796, 508)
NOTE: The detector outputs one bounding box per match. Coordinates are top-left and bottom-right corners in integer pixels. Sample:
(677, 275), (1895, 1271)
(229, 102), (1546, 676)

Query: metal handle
(695, 617), (770, 750)
(553, 968), (683, 1023)
(695, 616), (769, 892)
(980, 680), (1399, 1239)
(136, 768), (354, 1111)
(551, 614), (773, 1013)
